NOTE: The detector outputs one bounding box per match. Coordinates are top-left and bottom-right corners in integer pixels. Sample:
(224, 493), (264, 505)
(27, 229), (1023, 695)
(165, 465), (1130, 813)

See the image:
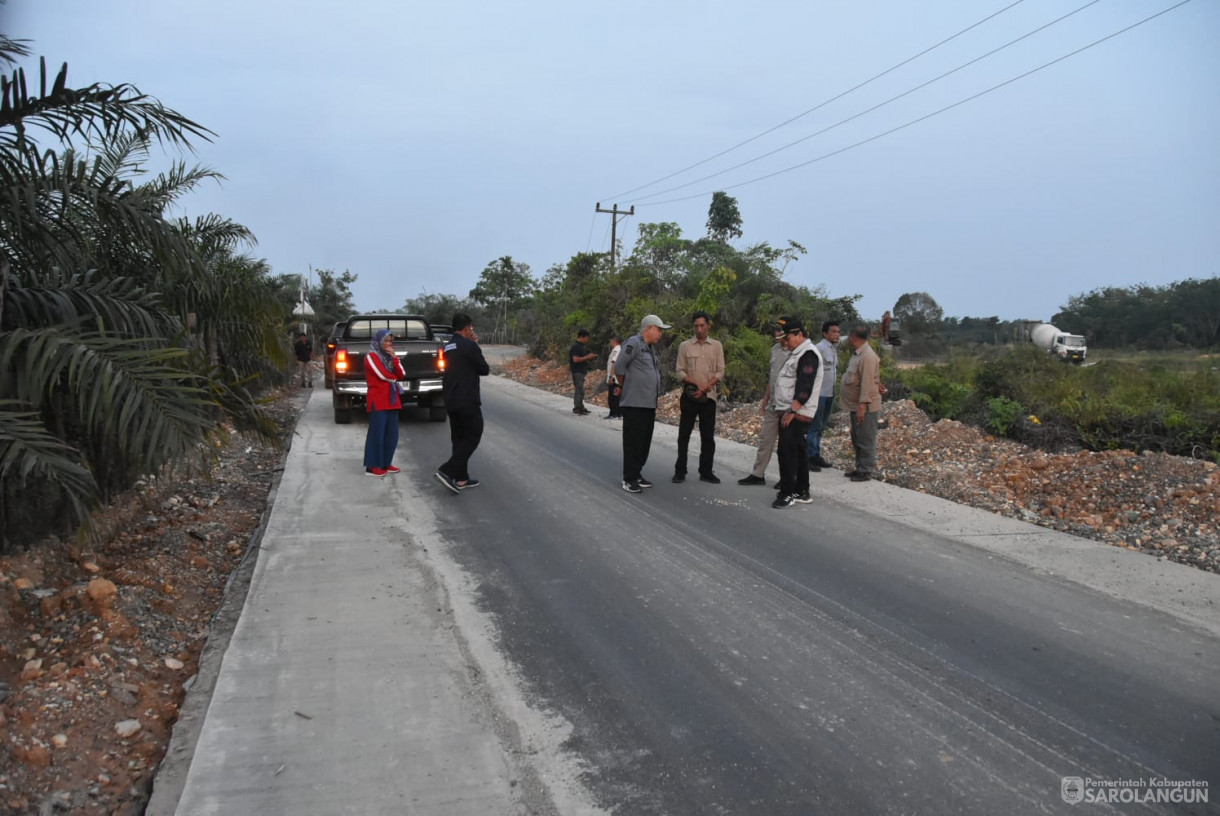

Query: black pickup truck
(330, 314), (446, 424)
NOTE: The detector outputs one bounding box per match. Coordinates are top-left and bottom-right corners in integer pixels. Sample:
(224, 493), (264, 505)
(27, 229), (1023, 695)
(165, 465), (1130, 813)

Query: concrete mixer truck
(1030, 323), (1087, 363)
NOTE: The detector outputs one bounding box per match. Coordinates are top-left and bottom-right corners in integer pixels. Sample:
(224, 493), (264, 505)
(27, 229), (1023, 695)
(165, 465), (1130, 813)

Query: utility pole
(595, 202), (634, 271)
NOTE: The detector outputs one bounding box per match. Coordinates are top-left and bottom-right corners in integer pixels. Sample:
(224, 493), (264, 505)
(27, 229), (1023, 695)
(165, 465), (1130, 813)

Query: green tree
(893, 291), (944, 348)
(469, 256), (536, 344)
(706, 191), (743, 243)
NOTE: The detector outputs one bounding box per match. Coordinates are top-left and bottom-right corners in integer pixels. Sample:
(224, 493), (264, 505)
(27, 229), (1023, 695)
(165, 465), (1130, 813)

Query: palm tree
(0, 45), (283, 551)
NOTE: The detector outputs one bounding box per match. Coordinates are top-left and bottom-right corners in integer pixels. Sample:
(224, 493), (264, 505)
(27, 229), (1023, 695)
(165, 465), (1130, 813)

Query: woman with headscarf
(363, 329), (406, 476)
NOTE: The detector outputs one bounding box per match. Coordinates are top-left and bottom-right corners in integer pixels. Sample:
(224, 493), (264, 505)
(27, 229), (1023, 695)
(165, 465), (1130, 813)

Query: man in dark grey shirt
(613, 314), (669, 493)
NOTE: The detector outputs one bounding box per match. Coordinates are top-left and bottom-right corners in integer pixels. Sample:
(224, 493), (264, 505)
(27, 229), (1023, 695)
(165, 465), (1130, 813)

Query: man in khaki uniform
(840, 323), (883, 481)
(673, 311), (725, 484)
(738, 321), (789, 486)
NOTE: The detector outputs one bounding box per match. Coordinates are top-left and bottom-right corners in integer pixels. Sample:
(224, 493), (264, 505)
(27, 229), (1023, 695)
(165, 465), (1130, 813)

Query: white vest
(771, 338), (822, 419)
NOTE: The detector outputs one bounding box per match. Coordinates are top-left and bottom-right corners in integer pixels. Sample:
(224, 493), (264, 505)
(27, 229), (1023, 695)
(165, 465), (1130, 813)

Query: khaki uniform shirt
(841, 343), (882, 412)
(676, 336), (726, 402)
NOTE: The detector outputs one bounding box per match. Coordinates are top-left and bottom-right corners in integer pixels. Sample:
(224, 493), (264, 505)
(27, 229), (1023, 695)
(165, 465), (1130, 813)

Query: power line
(632, 0), (1103, 203)
(585, 210), (598, 254)
(638, 0), (1195, 208)
(602, 0), (1029, 201)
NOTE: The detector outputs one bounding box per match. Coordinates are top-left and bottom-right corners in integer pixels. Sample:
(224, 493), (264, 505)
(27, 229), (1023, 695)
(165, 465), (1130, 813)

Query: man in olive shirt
(673, 311), (725, 484)
(840, 323), (883, 482)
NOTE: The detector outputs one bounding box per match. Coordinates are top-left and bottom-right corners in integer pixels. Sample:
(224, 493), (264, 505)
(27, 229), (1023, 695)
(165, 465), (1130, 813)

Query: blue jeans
(363, 409), (400, 469)
(805, 396), (835, 458)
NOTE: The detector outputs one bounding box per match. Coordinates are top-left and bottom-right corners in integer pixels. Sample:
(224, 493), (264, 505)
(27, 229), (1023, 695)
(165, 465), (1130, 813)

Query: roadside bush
(984, 396), (1026, 436)
(898, 347), (1220, 461)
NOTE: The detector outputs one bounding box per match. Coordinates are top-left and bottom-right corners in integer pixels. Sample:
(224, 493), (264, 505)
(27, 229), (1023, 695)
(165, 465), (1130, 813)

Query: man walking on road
(805, 320), (841, 471)
(614, 314), (669, 494)
(673, 311), (724, 484)
(569, 329), (596, 415)
(841, 323), (883, 482)
(738, 321), (789, 486)
(771, 318), (823, 508)
(436, 314), (490, 493)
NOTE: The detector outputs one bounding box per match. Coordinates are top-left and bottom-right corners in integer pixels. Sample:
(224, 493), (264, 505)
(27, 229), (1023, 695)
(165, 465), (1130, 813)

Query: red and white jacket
(364, 352), (405, 411)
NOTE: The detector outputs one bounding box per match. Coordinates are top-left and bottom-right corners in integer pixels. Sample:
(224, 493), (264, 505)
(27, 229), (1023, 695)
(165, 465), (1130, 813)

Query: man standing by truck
(293, 332), (314, 388)
(436, 314), (490, 493)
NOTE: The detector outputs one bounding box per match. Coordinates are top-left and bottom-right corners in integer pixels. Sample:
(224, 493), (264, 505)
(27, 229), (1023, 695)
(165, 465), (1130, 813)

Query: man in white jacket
(770, 318), (823, 508)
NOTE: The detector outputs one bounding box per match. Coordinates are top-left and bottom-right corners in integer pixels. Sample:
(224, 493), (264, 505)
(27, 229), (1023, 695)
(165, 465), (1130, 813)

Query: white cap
(640, 314), (671, 330)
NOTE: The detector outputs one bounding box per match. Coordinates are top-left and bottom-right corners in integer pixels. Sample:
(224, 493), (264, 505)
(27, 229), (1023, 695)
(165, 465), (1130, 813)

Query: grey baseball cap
(640, 314), (671, 330)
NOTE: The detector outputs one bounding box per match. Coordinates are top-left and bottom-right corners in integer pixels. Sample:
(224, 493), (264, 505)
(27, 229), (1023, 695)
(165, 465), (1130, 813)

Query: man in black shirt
(293, 333), (313, 387)
(436, 313), (490, 493)
(569, 329), (596, 415)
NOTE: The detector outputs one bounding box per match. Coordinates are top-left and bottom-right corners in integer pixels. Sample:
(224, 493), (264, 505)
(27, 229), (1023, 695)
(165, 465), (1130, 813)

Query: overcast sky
(8, 0), (1218, 321)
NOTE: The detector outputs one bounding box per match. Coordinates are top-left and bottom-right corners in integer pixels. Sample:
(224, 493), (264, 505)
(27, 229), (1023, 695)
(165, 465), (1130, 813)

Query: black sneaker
(637, 477), (653, 488)
(807, 463), (822, 473)
(699, 473), (721, 484)
(850, 472), (871, 482)
(622, 480), (642, 494)
(811, 455), (832, 469)
(737, 474), (766, 486)
(457, 478), (480, 489)
(772, 494), (795, 509)
(793, 491), (813, 504)
(434, 470), (460, 494)
(672, 474), (685, 483)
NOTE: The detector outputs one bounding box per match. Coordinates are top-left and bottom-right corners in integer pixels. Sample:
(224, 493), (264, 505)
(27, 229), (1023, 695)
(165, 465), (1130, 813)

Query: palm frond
(0, 58), (214, 150)
(2, 267), (174, 335)
(0, 326), (215, 473)
(0, 399), (96, 520)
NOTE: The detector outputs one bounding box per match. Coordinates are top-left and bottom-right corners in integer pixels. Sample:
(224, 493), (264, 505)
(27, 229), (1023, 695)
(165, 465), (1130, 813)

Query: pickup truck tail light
(335, 349), (349, 374)
(436, 346), (446, 373)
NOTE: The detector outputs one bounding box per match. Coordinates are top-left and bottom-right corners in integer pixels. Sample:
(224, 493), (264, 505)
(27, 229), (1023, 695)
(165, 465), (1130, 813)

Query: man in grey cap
(614, 314), (670, 493)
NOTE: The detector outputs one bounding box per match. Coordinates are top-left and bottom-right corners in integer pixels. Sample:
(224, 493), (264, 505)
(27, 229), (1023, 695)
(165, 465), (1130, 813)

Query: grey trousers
(750, 407), (782, 478)
(849, 410), (879, 475)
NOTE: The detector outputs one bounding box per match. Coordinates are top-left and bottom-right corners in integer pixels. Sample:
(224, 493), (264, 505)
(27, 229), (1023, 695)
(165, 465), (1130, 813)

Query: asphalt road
(155, 368), (1220, 816)
(418, 378), (1219, 815)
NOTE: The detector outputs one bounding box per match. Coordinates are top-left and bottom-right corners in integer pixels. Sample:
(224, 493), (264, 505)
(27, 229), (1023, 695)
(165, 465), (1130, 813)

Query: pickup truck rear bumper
(335, 379), (443, 400)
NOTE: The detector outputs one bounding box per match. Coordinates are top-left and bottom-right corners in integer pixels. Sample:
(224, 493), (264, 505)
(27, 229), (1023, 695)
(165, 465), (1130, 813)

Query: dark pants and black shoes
(674, 394), (716, 479)
(607, 382), (622, 418)
(572, 372), (587, 413)
(440, 408), (484, 483)
(621, 406), (656, 484)
(776, 417), (811, 498)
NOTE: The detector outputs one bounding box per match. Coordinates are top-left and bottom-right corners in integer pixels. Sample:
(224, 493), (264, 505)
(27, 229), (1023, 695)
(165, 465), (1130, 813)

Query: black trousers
(621, 406), (656, 482)
(441, 407), (484, 481)
(777, 417), (811, 496)
(607, 381), (621, 417)
(674, 394), (716, 476)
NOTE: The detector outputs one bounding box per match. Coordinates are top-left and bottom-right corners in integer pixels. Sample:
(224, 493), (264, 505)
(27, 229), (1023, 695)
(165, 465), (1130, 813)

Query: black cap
(776, 316), (805, 336)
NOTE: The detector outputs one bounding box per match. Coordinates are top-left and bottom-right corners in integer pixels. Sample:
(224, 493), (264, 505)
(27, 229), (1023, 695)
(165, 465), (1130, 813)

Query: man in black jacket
(293, 333), (313, 387)
(435, 314), (490, 493)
